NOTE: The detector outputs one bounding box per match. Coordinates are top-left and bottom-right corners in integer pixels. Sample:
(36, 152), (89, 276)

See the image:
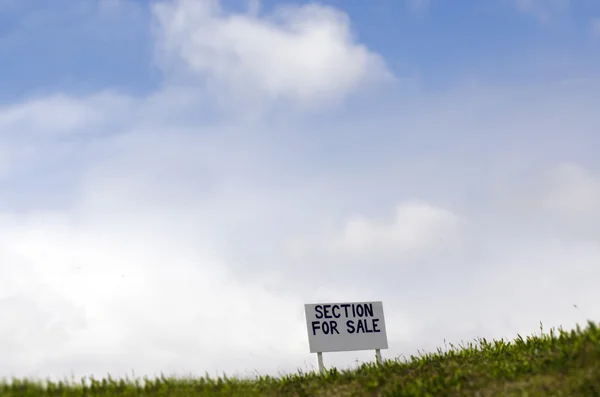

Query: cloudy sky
(1, 0), (600, 380)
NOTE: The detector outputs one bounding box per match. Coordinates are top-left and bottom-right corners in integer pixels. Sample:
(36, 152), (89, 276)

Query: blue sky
(2, 0), (599, 101)
(1, 0), (600, 380)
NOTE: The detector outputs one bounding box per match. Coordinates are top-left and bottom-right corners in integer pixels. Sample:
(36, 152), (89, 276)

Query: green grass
(2, 321), (599, 396)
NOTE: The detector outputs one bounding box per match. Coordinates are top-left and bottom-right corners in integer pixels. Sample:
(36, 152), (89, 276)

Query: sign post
(317, 352), (325, 374)
(304, 301), (388, 373)
(375, 348), (382, 365)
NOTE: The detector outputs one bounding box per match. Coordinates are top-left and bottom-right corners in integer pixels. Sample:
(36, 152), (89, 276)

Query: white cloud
(0, 207), (307, 377)
(541, 163), (600, 217)
(332, 201), (460, 255)
(513, 163), (600, 240)
(0, 95), (101, 136)
(279, 201), (466, 305)
(0, 93), (138, 138)
(152, 0), (392, 110)
(288, 201), (462, 266)
(2, 77), (600, 378)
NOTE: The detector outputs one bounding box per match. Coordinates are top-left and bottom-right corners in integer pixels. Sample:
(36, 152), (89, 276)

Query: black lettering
(372, 318), (380, 332)
(352, 304), (356, 317)
(365, 303), (374, 317)
(357, 318), (366, 333)
(315, 305), (324, 319)
(311, 321), (321, 335)
(330, 320), (339, 334)
(346, 320), (355, 334)
(332, 305), (341, 318)
(341, 304), (350, 317)
(323, 304), (332, 319)
(356, 304), (364, 317)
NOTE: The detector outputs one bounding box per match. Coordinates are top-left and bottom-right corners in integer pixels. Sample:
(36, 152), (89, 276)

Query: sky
(1, 0), (600, 380)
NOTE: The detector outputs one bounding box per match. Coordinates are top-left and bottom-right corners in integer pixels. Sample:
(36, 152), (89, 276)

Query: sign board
(304, 301), (388, 353)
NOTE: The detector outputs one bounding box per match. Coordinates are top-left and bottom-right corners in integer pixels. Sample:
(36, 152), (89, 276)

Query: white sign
(304, 301), (388, 353)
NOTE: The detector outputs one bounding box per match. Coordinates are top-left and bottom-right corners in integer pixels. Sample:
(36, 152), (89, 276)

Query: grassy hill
(2, 321), (599, 396)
